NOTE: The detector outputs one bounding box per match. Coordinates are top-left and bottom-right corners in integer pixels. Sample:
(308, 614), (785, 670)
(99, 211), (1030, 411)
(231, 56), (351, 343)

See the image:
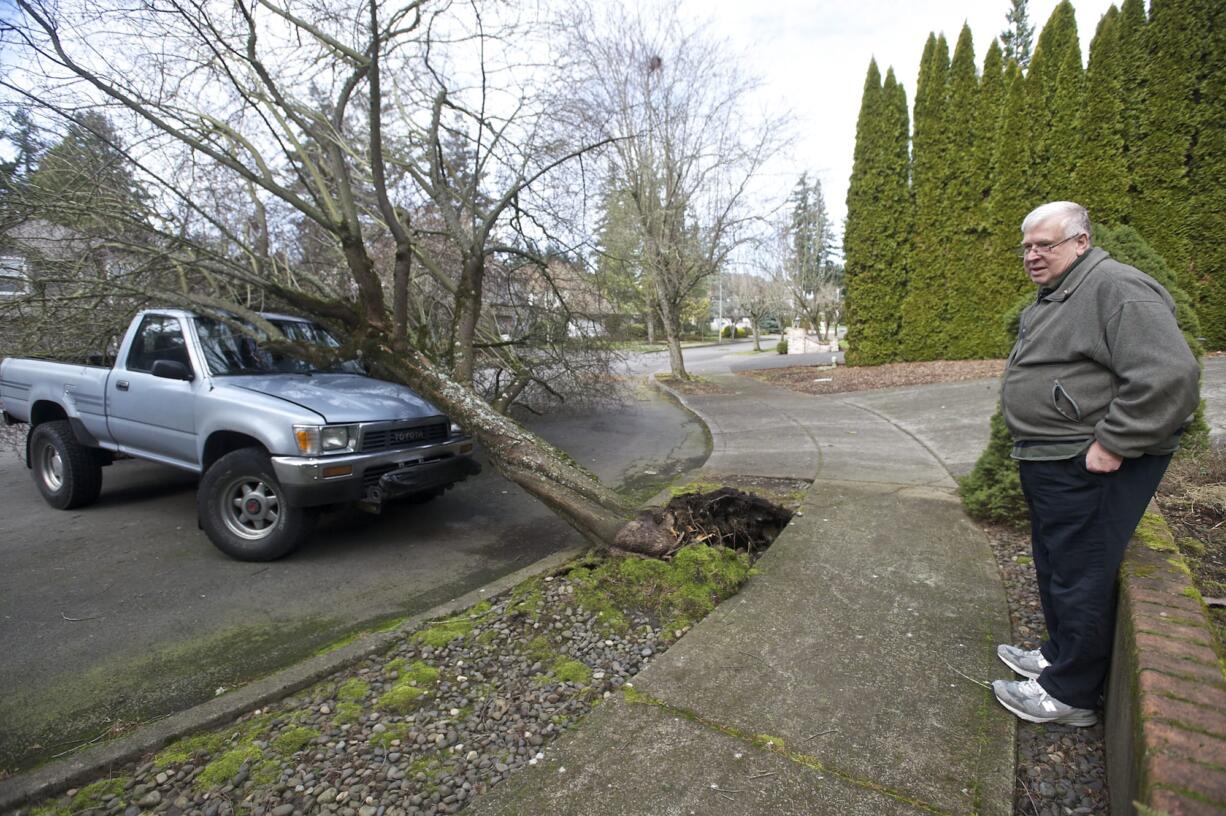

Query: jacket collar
(1039, 247), (1109, 302)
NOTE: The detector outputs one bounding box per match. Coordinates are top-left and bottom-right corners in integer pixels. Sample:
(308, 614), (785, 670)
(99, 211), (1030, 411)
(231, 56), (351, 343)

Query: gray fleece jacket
(1000, 247), (1200, 458)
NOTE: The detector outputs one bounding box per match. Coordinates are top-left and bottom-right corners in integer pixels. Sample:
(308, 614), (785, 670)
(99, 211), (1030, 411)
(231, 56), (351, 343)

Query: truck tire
(29, 420), (103, 510)
(197, 448), (316, 561)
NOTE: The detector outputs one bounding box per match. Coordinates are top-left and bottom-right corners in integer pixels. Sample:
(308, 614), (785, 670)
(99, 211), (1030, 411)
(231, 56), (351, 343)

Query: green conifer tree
(943, 27), (993, 359)
(844, 61), (910, 365)
(983, 64), (1034, 357)
(1074, 8), (1130, 225)
(1000, 0), (1035, 70)
(1131, 0), (1198, 295)
(1046, 44), (1086, 201)
(1186, 1), (1226, 348)
(1026, 1), (1081, 199)
(972, 40), (1007, 228)
(900, 33), (952, 360)
(1116, 0), (1148, 213)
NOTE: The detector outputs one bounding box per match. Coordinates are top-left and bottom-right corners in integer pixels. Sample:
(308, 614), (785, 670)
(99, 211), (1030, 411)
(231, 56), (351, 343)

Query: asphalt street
(0, 384), (707, 774)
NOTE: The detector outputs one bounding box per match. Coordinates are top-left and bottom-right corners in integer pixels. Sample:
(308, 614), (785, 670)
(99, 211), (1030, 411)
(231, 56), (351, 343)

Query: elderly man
(992, 201), (1200, 726)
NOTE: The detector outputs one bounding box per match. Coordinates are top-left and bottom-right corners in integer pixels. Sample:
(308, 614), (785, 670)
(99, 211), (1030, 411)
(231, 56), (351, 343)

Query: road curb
(0, 545), (586, 813)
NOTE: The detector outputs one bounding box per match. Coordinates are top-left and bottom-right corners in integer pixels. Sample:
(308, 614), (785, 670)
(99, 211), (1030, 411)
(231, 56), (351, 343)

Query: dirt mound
(615, 487), (793, 558)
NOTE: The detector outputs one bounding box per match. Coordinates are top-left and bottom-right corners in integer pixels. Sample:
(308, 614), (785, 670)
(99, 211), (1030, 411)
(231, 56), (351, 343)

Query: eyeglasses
(1014, 234), (1082, 259)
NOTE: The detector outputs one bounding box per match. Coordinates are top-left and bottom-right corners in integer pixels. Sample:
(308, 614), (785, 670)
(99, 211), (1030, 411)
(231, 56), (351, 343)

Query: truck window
(127, 315), (191, 373)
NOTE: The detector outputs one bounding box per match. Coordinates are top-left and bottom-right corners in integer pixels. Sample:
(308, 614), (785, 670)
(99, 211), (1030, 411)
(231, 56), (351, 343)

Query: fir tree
(1000, 0), (1035, 70)
(844, 61), (910, 365)
(1074, 7), (1130, 225)
(900, 33), (951, 361)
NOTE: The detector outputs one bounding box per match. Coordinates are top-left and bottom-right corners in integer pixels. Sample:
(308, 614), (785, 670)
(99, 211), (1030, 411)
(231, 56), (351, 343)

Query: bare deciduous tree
(561, 1), (787, 379)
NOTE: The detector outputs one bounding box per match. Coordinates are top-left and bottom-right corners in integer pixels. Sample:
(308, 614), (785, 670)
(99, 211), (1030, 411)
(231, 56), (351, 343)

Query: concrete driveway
(0, 387), (707, 774)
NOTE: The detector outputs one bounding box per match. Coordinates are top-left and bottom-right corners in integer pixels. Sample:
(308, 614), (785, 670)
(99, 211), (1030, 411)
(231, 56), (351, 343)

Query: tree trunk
(656, 286), (689, 379)
(452, 254), (484, 384)
(752, 324), (761, 352)
(365, 341), (677, 556)
(645, 309), (656, 344)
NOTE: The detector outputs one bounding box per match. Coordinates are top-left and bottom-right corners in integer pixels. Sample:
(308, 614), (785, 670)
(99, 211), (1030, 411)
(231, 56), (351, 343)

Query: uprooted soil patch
(632, 487), (794, 560)
(744, 358), (1005, 395)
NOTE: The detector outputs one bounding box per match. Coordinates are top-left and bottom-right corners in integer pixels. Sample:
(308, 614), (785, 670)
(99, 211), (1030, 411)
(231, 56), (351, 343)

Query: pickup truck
(0, 309), (480, 560)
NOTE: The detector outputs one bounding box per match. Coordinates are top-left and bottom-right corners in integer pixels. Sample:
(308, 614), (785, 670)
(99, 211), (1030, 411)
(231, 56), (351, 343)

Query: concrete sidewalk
(469, 374), (1015, 815)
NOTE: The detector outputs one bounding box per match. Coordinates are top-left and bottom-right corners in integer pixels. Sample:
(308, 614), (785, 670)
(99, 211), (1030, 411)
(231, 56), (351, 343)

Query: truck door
(106, 314), (199, 467)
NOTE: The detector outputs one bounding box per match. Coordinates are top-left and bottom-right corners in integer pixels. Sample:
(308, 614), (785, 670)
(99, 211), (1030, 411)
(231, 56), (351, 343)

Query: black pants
(1017, 452), (1171, 709)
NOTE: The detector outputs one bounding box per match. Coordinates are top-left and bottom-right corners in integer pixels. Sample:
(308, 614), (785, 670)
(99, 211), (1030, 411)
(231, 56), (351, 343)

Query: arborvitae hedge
(1187, 1), (1226, 348)
(1132, 0), (1196, 293)
(1026, 2), (1080, 199)
(900, 34), (951, 361)
(944, 27), (995, 360)
(843, 0), (1225, 363)
(843, 62), (911, 365)
(1075, 8), (1130, 224)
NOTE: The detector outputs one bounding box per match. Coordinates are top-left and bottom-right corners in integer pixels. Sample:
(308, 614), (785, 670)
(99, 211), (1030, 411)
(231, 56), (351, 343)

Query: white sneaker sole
(992, 687), (1097, 727)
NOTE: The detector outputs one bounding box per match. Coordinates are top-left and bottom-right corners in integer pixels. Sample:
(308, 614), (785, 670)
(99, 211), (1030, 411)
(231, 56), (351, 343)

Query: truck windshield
(193, 316), (363, 376)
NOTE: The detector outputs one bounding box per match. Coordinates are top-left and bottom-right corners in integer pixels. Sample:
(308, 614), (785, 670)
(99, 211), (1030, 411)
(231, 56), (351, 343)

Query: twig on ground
(60, 611), (104, 622)
(748, 771), (778, 780)
(806, 728), (838, 740)
(1019, 774), (1040, 815)
(946, 661), (992, 690)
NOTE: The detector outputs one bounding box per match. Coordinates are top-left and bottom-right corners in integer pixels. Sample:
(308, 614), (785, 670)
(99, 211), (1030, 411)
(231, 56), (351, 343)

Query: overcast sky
(680, 0), (1121, 250)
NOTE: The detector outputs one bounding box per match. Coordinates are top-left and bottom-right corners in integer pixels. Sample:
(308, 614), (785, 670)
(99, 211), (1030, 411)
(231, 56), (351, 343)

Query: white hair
(1021, 201), (1092, 240)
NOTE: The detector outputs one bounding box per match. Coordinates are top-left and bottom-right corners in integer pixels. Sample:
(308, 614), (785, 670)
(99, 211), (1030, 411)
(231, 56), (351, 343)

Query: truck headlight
(449, 422), (465, 437)
(293, 424), (357, 455)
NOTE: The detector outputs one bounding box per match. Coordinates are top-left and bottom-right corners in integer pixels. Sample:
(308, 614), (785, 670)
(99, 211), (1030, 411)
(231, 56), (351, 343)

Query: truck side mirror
(151, 359), (193, 381)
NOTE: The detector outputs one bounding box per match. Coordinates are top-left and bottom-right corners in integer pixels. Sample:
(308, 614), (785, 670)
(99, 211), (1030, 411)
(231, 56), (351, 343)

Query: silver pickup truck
(0, 309), (479, 560)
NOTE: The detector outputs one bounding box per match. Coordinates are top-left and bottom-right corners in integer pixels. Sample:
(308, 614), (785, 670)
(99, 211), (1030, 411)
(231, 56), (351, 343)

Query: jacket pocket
(1051, 380), (1082, 421)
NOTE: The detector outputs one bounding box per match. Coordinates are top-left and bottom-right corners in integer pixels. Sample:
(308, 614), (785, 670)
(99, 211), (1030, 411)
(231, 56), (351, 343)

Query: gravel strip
(983, 523), (1110, 816)
(15, 573), (673, 816)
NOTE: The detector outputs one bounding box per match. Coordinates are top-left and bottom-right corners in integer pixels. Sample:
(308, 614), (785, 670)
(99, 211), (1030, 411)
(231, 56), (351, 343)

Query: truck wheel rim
(221, 477), (280, 540)
(39, 442), (64, 492)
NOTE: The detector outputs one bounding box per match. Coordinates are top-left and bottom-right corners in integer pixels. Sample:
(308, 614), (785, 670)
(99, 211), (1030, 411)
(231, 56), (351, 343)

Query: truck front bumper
(270, 439), (480, 507)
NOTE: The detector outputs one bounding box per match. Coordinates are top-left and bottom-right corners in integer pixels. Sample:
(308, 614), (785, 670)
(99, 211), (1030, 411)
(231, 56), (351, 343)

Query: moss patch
(536, 658), (591, 686)
(196, 744), (263, 790)
(568, 544), (752, 639)
(370, 723), (410, 748)
(271, 726), (317, 756)
(415, 616), (474, 648)
(333, 702), (363, 724)
(155, 731), (227, 768)
(1137, 512), (1178, 552)
(337, 678), (370, 703)
(377, 661), (441, 714)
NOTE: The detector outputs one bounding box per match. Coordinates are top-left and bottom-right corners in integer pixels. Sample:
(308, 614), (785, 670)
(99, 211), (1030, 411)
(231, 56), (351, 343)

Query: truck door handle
(116, 381), (129, 391)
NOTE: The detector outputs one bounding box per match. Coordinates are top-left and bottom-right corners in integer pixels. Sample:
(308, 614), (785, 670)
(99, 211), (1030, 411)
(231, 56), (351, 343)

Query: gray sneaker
(991, 679), (1097, 727)
(997, 644), (1050, 679)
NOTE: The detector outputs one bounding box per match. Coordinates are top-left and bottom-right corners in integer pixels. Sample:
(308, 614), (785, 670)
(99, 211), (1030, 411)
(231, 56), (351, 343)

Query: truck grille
(360, 421), (448, 453)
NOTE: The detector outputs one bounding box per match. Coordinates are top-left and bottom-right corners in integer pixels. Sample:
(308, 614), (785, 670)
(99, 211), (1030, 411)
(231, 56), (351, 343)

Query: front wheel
(29, 420), (103, 510)
(197, 448), (316, 561)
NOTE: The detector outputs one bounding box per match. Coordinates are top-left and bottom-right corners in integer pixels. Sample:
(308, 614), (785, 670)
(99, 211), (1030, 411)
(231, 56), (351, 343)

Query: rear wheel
(198, 448), (316, 561)
(29, 420), (103, 509)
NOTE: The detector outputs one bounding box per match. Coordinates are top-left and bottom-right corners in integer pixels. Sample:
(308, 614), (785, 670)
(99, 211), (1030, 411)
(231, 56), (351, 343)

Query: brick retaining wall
(1105, 510), (1226, 815)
